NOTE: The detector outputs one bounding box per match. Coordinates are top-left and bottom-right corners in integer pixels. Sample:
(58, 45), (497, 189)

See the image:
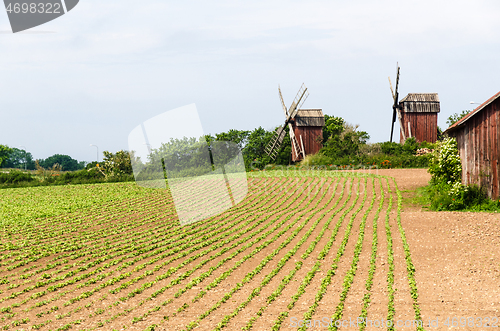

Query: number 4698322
(5, 2), (62, 14)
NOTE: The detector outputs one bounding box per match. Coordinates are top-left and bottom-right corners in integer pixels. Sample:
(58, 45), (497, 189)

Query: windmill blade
(394, 64), (406, 142)
(389, 64), (401, 142)
(299, 135), (306, 158)
(288, 123), (303, 160)
(388, 77), (395, 100)
(390, 107), (397, 142)
(265, 124), (287, 160)
(389, 76), (397, 142)
(288, 83), (309, 120)
(278, 85), (288, 116)
(398, 105), (406, 142)
(393, 64), (400, 107)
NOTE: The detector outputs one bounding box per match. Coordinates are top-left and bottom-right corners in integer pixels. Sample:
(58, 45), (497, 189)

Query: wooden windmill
(265, 84), (325, 162)
(389, 64), (440, 143)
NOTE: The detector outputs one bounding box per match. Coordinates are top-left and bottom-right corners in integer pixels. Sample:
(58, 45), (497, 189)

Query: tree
(145, 137), (211, 178)
(0, 145), (13, 168)
(323, 115), (345, 142)
(39, 154), (81, 171)
(321, 118), (370, 160)
(274, 126), (293, 165)
(85, 161), (99, 170)
(1, 148), (36, 170)
(215, 129), (250, 151)
(99, 150), (135, 178)
(446, 110), (471, 127)
(241, 127), (273, 169)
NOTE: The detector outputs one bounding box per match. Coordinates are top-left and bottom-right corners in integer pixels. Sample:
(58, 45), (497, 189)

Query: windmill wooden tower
(389, 65), (440, 143)
(265, 84), (325, 162)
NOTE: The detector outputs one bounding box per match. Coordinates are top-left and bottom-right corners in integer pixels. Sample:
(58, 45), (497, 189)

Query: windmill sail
(278, 86), (288, 116)
(288, 123), (303, 160)
(265, 125), (287, 160)
(265, 83), (309, 160)
(288, 83), (309, 120)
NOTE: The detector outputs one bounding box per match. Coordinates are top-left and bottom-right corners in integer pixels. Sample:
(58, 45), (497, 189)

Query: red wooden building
(444, 91), (500, 199)
(291, 109), (325, 162)
(398, 93), (440, 143)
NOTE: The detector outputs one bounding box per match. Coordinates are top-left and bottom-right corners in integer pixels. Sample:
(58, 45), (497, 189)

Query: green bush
(418, 141), (435, 149)
(300, 142), (432, 170)
(380, 141), (402, 155)
(401, 137), (419, 155)
(0, 170), (34, 184)
(423, 137), (499, 211)
(52, 168), (106, 184)
(428, 137), (462, 185)
(421, 182), (498, 211)
(379, 137), (421, 156)
(0, 168), (134, 189)
(47, 168), (134, 185)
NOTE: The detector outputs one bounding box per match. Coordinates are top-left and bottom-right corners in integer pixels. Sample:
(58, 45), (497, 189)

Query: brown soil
(1, 170), (499, 331)
(365, 168), (500, 330)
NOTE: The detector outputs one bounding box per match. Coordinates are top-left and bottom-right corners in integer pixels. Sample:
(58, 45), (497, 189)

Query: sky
(1, 0), (499, 162)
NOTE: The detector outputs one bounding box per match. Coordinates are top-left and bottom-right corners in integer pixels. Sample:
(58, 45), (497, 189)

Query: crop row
(1, 171), (424, 331)
(3, 176), (321, 329)
(109, 176), (330, 329)
(1, 178), (285, 321)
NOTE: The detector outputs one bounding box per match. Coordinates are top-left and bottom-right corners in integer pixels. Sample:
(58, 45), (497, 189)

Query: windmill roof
(295, 109), (325, 127)
(400, 93), (440, 102)
(296, 109), (324, 117)
(399, 93), (440, 113)
(444, 90), (500, 134)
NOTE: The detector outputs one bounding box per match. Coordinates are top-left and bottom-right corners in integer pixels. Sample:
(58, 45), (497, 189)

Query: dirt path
(376, 168), (500, 330)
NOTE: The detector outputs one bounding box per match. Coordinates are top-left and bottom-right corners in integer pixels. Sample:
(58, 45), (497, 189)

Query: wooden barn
(398, 93), (440, 143)
(444, 91), (500, 199)
(291, 109), (325, 162)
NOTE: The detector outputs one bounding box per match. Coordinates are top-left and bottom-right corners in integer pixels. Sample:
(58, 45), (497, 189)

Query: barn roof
(444, 90), (500, 134)
(399, 93), (440, 113)
(295, 109), (325, 127)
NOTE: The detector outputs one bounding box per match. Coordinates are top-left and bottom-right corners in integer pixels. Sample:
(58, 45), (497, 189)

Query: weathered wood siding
(400, 112), (438, 143)
(293, 126), (323, 161)
(449, 98), (500, 199)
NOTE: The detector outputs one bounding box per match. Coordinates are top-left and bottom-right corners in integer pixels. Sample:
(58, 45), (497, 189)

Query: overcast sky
(1, 0), (499, 162)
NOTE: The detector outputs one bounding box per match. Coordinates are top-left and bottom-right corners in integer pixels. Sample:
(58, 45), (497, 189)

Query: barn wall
(450, 99), (500, 199)
(400, 112), (438, 143)
(293, 126), (323, 160)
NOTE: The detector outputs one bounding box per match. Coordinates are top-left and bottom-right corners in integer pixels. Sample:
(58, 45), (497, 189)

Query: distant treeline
(0, 148), (86, 171)
(0, 149), (132, 189)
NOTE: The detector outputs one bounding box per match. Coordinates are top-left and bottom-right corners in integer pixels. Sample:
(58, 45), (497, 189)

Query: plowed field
(0, 169), (499, 331)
